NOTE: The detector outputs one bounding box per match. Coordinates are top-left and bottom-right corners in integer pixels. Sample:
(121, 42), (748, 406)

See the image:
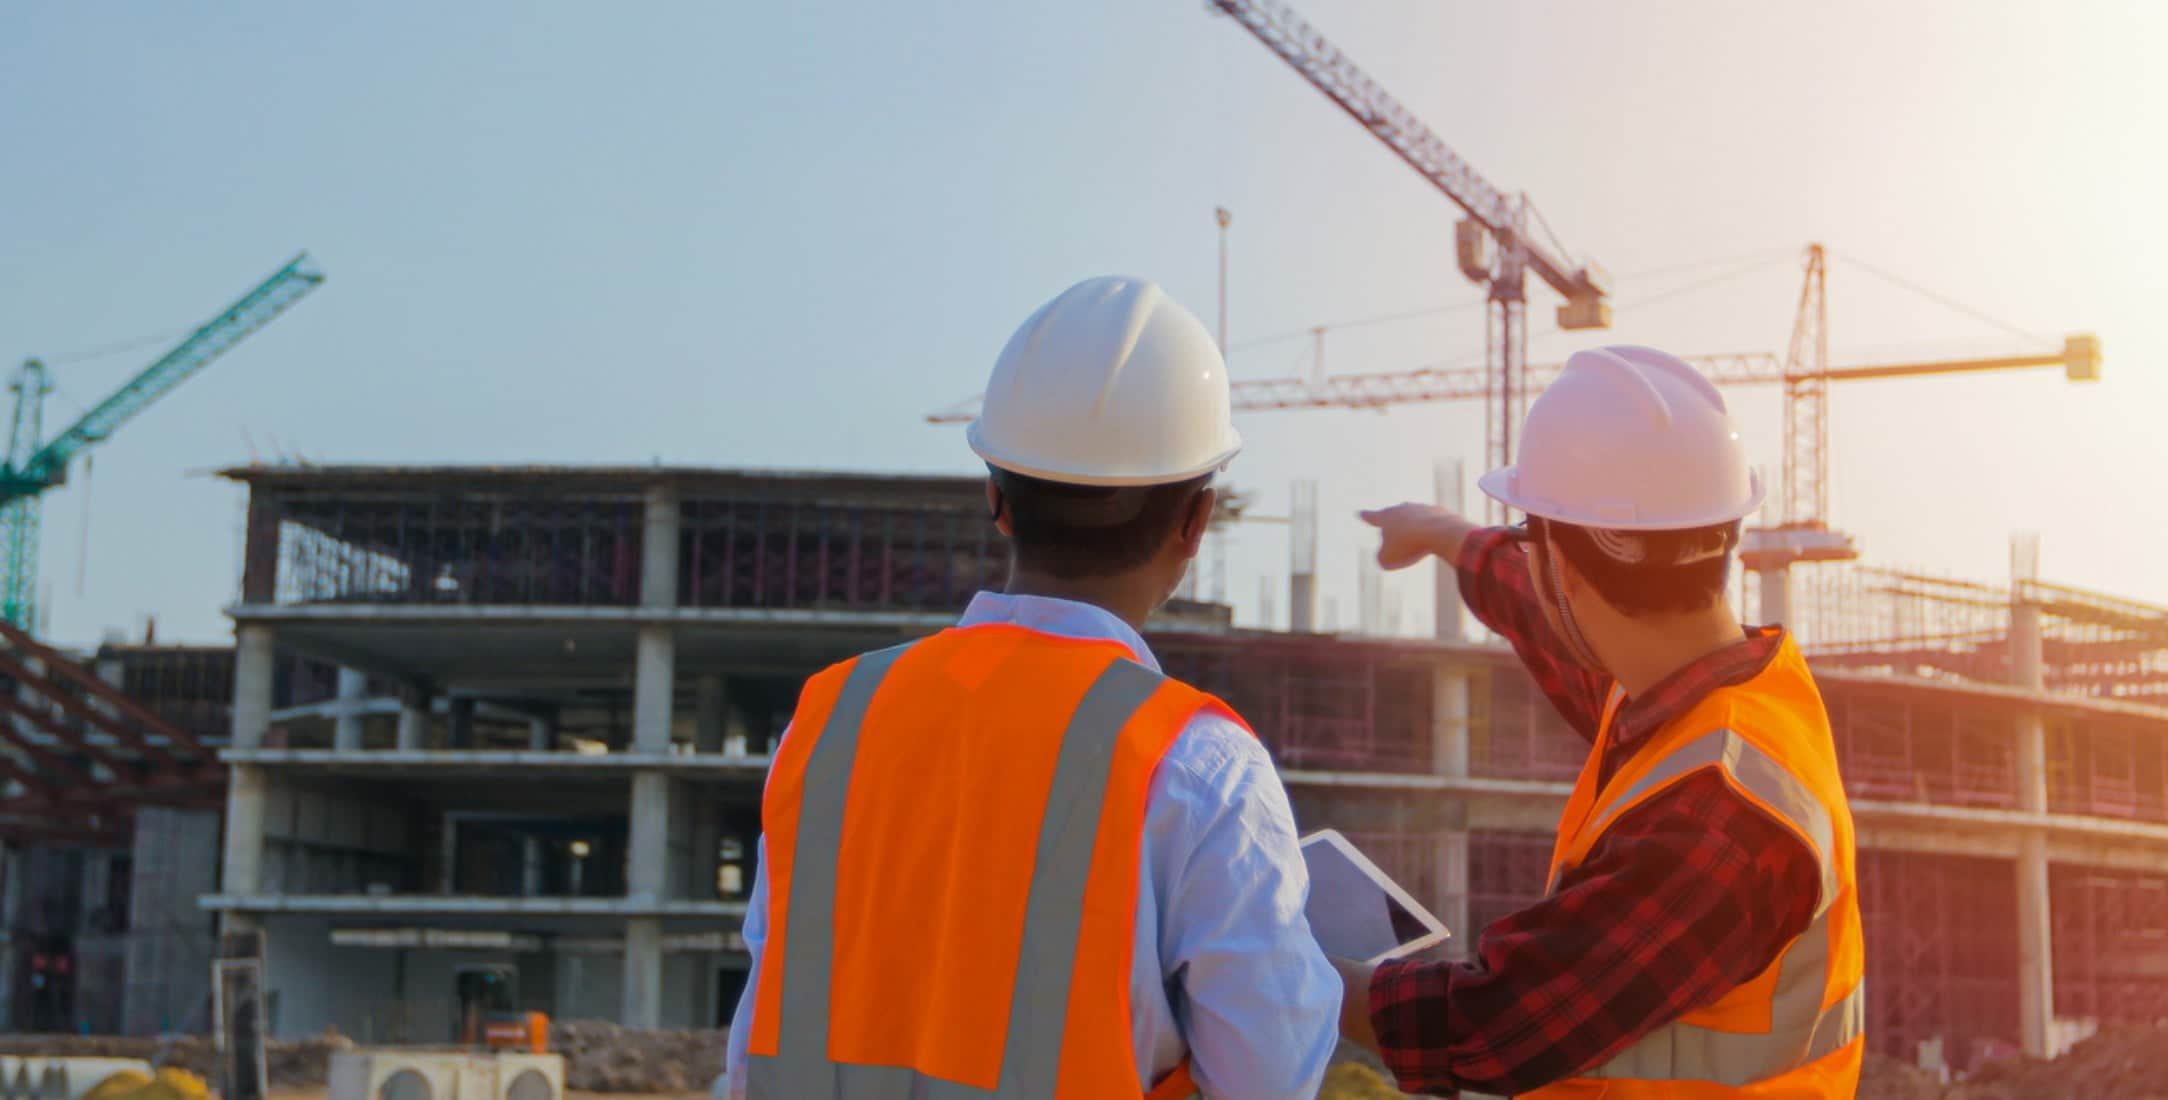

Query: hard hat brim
(1478, 464), (1767, 531)
(969, 421), (1242, 488)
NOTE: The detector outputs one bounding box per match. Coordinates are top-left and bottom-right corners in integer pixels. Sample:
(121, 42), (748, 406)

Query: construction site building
(4, 462), (2156, 1070)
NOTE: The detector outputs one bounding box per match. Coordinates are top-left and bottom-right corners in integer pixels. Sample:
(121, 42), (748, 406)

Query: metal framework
(2052, 864), (2168, 1025)
(1159, 638), (1432, 773)
(1858, 850), (2021, 1067)
(1823, 687), (2019, 809)
(0, 622), (223, 841)
(278, 494), (645, 606)
(680, 497), (1005, 613)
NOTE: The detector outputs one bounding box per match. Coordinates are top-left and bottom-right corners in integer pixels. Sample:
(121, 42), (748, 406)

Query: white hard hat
(968, 276), (1242, 487)
(1478, 345), (1765, 530)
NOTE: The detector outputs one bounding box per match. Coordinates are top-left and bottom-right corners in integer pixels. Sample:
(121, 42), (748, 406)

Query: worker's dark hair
(992, 468), (1212, 581)
(1542, 518), (1740, 618)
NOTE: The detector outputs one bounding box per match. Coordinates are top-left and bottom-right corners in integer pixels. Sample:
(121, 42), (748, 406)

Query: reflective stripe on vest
(1549, 728), (1840, 913)
(1550, 728), (1858, 1087)
(747, 645), (1198, 1100)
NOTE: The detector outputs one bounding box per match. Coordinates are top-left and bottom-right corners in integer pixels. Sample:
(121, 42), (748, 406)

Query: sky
(2, 1), (2164, 646)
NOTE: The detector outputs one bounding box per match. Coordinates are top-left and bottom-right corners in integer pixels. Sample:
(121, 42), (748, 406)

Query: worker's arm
(1361, 505), (1611, 741)
(1153, 714), (1342, 1100)
(721, 838), (768, 1100)
(1339, 773), (1819, 1096)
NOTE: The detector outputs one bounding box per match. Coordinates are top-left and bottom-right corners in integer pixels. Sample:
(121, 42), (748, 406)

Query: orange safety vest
(1525, 633), (1865, 1100)
(746, 623), (1240, 1100)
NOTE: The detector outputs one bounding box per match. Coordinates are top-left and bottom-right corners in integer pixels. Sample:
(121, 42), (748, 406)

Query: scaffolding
(1796, 563), (2168, 705)
(1159, 639), (1433, 773)
(1468, 662), (1589, 783)
(1824, 686), (2019, 809)
(2051, 864), (2168, 1026)
(1858, 850), (2020, 1067)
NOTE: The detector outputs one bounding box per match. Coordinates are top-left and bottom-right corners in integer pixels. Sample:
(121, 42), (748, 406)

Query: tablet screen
(1300, 829), (1451, 964)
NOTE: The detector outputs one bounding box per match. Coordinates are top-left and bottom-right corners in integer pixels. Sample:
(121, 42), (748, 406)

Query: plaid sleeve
(1455, 528), (1612, 742)
(1365, 772), (1820, 1097)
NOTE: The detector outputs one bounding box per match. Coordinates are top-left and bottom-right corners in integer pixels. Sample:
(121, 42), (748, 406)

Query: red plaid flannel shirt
(1367, 528), (1821, 1097)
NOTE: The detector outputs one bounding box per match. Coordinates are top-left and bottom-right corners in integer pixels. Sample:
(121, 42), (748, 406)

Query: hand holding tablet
(1300, 828), (1452, 964)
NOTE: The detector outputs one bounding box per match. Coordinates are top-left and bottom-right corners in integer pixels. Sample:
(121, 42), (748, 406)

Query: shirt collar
(957, 591), (1161, 673)
(1610, 625), (1788, 748)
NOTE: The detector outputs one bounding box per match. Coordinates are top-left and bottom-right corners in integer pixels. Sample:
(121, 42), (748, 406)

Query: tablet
(1300, 829), (1452, 964)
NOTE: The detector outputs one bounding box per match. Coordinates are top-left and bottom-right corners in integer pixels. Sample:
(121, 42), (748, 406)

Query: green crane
(1, 252), (325, 630)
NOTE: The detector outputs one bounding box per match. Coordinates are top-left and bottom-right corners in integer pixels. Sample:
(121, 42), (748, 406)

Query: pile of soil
(1943, 1027), (2168, 1100)
(549, 1021), (724, 1094)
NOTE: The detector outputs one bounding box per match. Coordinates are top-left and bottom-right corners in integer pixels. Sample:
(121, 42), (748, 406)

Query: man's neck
(1003, 571), (1158, 633)
(1600, 607), (1749, 699)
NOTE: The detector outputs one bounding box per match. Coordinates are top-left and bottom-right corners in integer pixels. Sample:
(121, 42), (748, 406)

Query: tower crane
(934, 243), (2098, 631)
(1206, 0), (1610, 513)
(2, 253), (325, 630)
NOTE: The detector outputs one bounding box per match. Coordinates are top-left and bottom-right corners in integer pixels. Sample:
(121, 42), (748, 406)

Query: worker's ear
(986, 479), (1014, 536)
(1176, 487), (1215, 560)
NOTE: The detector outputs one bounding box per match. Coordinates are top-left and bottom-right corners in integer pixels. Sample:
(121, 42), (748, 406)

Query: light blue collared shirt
(724, 592), (1339, 1100)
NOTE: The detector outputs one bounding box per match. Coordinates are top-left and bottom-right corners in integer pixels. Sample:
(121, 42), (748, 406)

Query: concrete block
(328, 1051), (562, 1100)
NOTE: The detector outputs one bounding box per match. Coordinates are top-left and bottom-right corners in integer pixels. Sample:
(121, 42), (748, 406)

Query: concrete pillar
(397, 683), (433, 751)
(624, 479), (683, 1027)
(220, 765), (268, 898)
(447, 697), (477, 750)
(333, 668), (367, 751)
(634, 629), (675, 753)
(2017, 831), (2055, 1057)
(628, 774), (670, 902)
(694, 675), (726, 755)
(1289, 574), (1317, 633)
(1758, 563), (1793, 631)
(1433, 461), (1466, 641)
(440, 815), (460, 895)
(635, 483), (681, 755)
(1432, 663), (1472, 955)
(528, 713), (556, 752)
(641, 483), (681, 610)
(231, 625), (276, 751)
(522, 837), (546, 897)
(223, 624), (276, 926)
(2008, 564), (2054, 1056)
(622, 917), (664, 1029)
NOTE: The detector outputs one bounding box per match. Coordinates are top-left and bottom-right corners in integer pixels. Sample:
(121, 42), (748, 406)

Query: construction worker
(1341, 345), (1864, 1098)
(723, 276), (1340, 1100)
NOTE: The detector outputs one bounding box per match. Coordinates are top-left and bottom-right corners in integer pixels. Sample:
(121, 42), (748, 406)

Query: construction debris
(1860, 1052), (1944, 1100)
(0, 1034), (351, 1089)
(549, 1021), (725, 1094)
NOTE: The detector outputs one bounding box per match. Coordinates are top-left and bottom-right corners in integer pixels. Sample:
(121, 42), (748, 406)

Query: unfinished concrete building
(68, 462), (2157, 1067)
